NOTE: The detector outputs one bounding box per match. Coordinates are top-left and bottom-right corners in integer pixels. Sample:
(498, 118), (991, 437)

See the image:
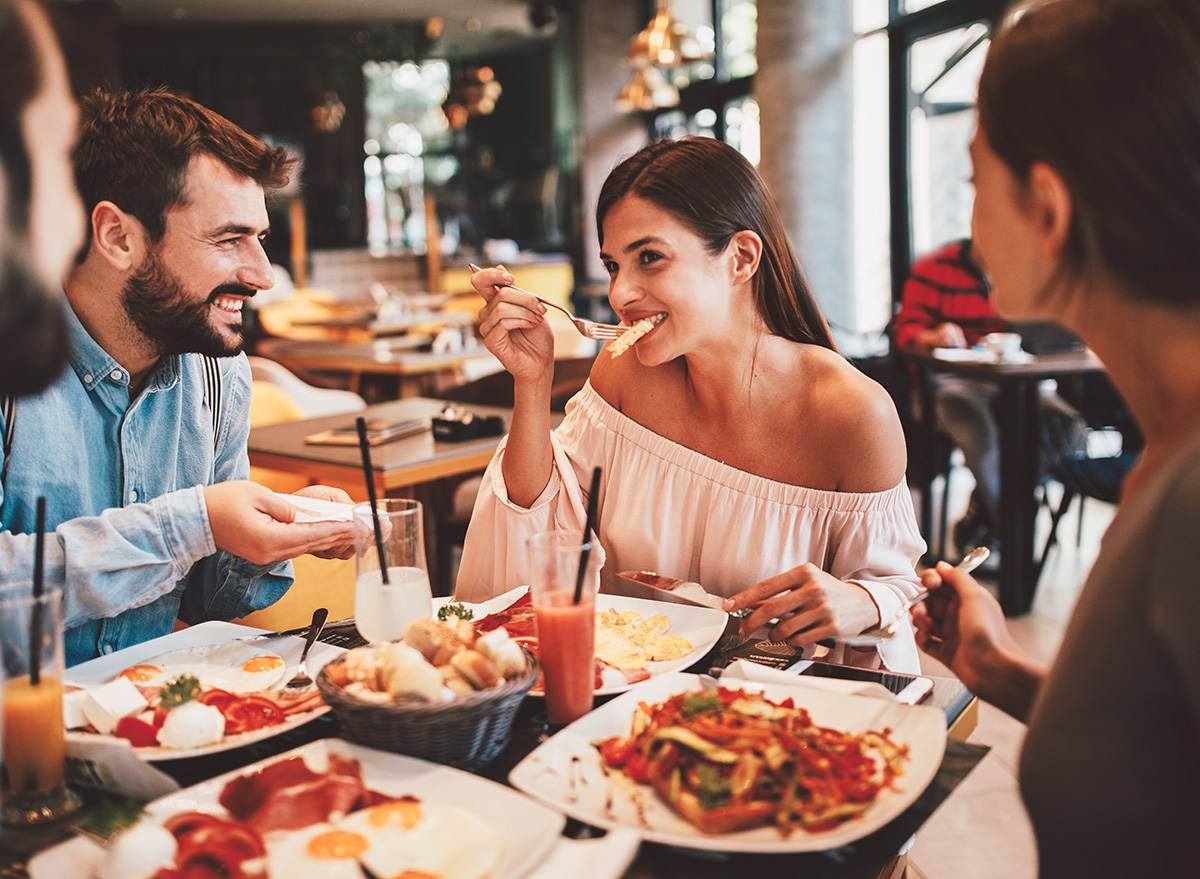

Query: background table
(256, 336), (499, 401)
(905, 348), (1106, 614)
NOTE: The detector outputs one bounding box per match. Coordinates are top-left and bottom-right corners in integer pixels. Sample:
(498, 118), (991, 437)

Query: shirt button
(110, 369), (122, 380)
(129, 490), (138, 502)
(83, 373), (93, 383)
(102, 644), (114, 655)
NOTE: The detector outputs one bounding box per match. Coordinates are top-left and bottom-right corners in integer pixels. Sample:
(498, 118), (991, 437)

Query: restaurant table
(903, 348), (1106, 614)
(256, 336), (499, 401)
(247, 396), (514, 499)
(0, 625), (984, 879)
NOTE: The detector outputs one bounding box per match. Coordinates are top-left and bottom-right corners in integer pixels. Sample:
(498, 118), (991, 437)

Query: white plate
(65, 621), (344, 762)
(439, 588), (729, 696)
(509, 672), (947, 854)
(30, 739), (601, 879)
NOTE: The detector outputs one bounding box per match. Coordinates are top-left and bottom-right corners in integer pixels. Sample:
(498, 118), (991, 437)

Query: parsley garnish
(437, 602), (474, 621)
(159, 674), (203, 710)
(695, 764), (733, 811)
(681, 691), (721, 718)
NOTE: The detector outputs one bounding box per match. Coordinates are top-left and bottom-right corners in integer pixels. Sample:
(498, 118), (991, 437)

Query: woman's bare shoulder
(802, 350), (907, 491)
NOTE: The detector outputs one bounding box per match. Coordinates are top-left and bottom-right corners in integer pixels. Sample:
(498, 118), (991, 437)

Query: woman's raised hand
(722, 563), (881, 647)
(472, 264), (555, 385)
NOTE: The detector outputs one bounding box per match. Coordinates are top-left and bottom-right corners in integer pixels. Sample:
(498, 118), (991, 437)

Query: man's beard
(121, 249), (255, 358)
(0, 242), (68, 397)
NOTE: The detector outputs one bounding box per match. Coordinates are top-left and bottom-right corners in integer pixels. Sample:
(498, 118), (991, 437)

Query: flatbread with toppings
(609, 312), (666, 356)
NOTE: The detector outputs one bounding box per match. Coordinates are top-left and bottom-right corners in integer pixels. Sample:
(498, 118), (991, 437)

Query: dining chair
(247, 356), (367, 418)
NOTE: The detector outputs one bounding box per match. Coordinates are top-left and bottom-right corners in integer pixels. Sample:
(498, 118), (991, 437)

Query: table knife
(233, 616), (355, 641)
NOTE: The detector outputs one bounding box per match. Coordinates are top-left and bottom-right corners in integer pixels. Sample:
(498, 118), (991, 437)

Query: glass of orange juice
(527, 531), (601, 726)
(0, 581), (80, 824)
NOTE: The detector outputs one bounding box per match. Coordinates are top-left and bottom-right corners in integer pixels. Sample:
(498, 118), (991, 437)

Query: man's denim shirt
(0, 303), (291, 666)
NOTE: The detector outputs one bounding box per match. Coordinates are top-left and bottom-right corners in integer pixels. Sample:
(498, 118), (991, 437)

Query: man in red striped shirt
(894, 239), (1083, 553)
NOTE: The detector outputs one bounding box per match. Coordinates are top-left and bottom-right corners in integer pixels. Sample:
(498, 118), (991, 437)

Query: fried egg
(118, 644), (288, 694)
(338, 800), (504, 879)
(264, 822), (367, 879)
(593, 608), (693, 669)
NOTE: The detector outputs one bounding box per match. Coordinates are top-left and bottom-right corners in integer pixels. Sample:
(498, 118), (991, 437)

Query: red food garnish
(220, 695), (286, 736)
(155, 812), (266, 879)
(219, 753), (368, 833)
(598, 736), (634, 768)
(114, 716), (159, 748)
(200, 688), (238, 713)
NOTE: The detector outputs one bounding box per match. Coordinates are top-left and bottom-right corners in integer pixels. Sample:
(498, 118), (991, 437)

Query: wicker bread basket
(315, 650), (538, 771)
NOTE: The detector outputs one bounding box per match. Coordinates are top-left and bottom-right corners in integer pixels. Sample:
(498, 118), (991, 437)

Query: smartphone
(796, 660), (934, 703)
(304, 417), (431, 446)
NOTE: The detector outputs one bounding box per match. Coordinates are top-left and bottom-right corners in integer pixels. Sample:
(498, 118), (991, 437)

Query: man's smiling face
(121, 153), (273, 357)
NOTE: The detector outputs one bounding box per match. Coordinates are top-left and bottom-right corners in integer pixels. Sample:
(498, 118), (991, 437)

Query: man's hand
(204, 481), (355, 566)
(921, 322), (967, 350)
(289, 485), (357, 559)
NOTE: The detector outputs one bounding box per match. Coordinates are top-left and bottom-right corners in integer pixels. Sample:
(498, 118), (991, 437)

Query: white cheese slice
(80, 677), (148, 735)
(62, 689), (90, 730)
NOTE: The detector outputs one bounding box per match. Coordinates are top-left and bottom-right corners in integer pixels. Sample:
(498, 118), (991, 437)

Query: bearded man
(0, 87), (355, 664)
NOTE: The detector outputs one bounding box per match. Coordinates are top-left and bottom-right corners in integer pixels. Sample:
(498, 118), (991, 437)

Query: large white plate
(509, 671), (947, 854)
(440, 588), (729, 696)
(65, 621), (345, 762)
(29, 739), (641, 879)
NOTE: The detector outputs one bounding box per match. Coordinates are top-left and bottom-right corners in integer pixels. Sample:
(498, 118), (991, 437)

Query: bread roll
(403, 618), (471, 666)
(382, 659), (444, 702)
(488, 639), (529, 680)
(450, 650), (501, 690)
(437, 665), (476, 697)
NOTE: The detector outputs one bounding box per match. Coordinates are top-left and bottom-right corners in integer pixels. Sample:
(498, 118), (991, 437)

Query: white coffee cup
(981, 332), (1022, 359)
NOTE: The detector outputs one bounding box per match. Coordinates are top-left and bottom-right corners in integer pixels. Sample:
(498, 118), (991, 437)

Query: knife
(614, 571), (728, 611)
(233, 616), (355, 641)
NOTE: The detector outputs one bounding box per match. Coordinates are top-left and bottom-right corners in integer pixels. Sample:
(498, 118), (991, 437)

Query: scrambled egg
(594, 608), (693, 669)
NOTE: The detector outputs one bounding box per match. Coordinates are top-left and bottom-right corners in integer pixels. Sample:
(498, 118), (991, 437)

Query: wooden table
(247, 396), (509, 498)
(256, 336), (499, 401)
(905, 348), (1106, 614)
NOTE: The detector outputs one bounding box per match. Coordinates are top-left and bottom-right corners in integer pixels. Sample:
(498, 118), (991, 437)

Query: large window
(888, 0), (1009, 302)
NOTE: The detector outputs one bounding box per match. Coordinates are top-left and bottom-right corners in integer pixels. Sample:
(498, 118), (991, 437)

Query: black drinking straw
(29, 497), (46, 686)
(574, 467), (602, 604)
(355, 417), (390, 584)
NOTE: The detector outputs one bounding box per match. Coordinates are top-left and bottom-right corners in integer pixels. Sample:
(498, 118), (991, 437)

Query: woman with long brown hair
(459, 137), (925, 673)
(913, 0), (1200, 874)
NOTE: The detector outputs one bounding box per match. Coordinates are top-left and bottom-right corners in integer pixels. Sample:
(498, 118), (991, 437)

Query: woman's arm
(473, 265), (557, 507)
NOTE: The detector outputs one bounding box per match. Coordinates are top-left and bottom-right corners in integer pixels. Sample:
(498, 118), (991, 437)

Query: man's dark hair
(74, 87), (297, 249)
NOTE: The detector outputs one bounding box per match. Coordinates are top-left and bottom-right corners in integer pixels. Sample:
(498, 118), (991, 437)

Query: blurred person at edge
(912, 1), (1200, 876)
(0, 0), (77, 396)
(0, 82), (355, 665)
(461, 137), (925, 674)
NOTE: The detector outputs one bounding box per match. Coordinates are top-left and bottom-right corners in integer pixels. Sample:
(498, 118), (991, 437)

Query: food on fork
(608, 312), (666, 356)
(597, 687), (910, 836)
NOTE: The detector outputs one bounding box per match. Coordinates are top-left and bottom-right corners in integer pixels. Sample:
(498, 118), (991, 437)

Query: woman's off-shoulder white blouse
(456, 382), (926, 673)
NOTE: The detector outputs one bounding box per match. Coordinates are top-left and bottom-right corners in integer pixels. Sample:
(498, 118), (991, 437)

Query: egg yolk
(119, 664), (162, 682)
(305, 829), (368, 859)
(242, 655), (285, 674)
(367, 797), (423, 829)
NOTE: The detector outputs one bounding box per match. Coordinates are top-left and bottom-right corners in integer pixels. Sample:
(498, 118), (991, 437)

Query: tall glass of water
(353, 499), (432, 643)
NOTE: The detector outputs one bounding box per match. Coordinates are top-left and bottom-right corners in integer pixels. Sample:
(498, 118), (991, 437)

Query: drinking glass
(527, 530), (601, 726)
(353, 498), (433, 644)
(0, 581), (80, 824)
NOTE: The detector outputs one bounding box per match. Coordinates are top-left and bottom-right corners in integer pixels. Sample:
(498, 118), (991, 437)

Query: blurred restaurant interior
(44, 0), (1006, 356)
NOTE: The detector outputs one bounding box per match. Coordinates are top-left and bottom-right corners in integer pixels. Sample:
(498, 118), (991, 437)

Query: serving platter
(30, 739), (640, 879)
(509, 671), (947, 854)
(64, 621), (344, 762)
(438, 587), (728, 696)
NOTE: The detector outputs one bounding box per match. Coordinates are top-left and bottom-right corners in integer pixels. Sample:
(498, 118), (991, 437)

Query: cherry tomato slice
(221, 694), (286, 735)
(598, 736), (634, 768)
(114, 716), (159, 748)
(163, 811), (228, 839)
(200, 689), (238, 713)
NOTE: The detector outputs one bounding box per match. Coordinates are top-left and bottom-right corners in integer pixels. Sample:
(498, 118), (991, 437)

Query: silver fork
(469, 263), (623, 340)
(285, 607), (329, 689)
